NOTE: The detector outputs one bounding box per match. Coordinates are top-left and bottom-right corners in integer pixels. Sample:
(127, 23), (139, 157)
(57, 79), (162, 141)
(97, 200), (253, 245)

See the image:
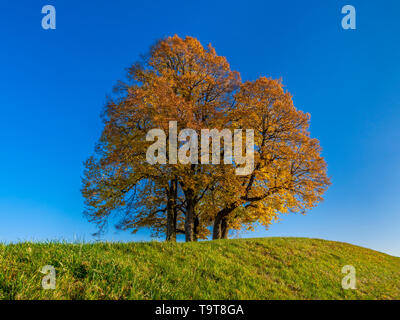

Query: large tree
(209, 77), (330, 239)
(81, 35), (330, 241)
(82, 35), (240, 241)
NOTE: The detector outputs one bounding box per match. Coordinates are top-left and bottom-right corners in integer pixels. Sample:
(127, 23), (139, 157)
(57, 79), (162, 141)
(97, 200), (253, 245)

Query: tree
(210, 77), (330, 239)
(82, 35), (240, 241)
(81, 35), (330, 242)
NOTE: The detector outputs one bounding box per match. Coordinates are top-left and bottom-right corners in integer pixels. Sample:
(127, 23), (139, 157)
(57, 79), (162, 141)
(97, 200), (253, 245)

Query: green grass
(0, 237), (399, 300)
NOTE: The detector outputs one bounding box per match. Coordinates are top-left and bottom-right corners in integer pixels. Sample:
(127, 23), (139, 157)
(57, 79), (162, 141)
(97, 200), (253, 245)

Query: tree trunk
(221, 217), (229, 239)
(193, 215), (200, 241)
(212, 206), (236, 240)
(166, 179), (177, 242)
(166, 210), (176, 241)
(212, 212), (223, 240)
(184, 190), (195, 242)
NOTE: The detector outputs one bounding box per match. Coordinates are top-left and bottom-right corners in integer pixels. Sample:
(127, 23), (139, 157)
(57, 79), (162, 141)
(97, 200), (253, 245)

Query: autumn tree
(208, 77), (330, 239)
(81, 35), (330, 242)
(82, 35), (240, 241)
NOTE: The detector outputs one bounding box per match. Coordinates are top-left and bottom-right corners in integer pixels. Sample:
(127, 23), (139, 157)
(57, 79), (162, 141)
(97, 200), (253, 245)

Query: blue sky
(1, 1), (399, 256)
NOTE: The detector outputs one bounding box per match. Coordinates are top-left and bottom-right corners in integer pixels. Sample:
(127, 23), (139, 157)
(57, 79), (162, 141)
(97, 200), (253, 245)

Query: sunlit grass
(0, 237), (399, 299)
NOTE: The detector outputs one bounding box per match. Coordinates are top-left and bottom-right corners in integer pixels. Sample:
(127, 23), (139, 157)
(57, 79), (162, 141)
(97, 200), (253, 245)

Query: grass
(0, 237), (399, 300)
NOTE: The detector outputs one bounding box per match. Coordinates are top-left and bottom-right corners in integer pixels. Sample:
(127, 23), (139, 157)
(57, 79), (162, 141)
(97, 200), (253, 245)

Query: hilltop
(0, 237), (399, 299)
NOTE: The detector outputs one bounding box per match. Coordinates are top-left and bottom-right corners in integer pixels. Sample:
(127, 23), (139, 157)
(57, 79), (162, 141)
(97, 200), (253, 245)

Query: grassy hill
(0, 237), (399, 300)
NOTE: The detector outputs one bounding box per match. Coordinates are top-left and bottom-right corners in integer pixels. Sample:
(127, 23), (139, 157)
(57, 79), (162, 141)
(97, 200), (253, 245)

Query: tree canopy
(81, 35), (330, 242)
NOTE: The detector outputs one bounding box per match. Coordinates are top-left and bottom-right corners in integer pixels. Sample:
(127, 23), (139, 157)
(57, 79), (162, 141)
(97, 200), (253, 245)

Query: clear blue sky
(1, 1), (399, 256)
